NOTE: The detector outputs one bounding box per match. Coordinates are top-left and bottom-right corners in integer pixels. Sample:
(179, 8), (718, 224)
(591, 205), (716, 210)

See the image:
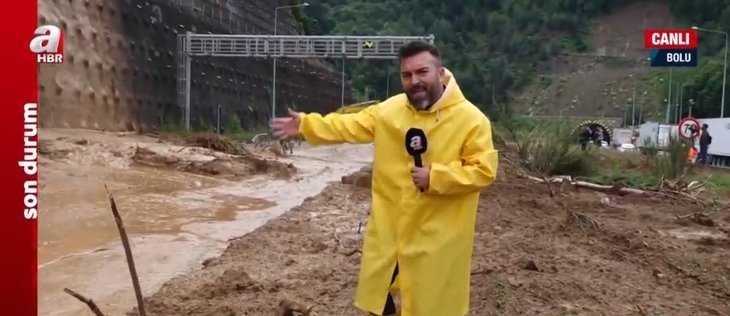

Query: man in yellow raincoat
(271, 41), (498, 316)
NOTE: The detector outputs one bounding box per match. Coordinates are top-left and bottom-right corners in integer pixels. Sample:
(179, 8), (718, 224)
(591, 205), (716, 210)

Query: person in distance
(270, 40), (498, 316)
(698, 123), (712, 165)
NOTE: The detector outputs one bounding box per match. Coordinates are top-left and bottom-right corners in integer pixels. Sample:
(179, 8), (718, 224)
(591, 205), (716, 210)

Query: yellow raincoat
(297, 69), (498, 316)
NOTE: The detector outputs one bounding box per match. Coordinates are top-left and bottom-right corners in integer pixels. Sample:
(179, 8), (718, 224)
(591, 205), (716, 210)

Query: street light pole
(631, 88), (636, 127)
(665, 68), (672, 123)
(720, 32), (728, 117)
(272, 2), (309, 120)
(675, 82), (680, 123)
(693, 26), (728, 117)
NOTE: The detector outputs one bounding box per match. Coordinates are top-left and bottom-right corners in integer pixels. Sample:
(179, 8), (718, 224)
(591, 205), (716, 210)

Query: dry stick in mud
(541, 175), (554, 197)
(105, 185), (147, 316)
(63, 288), (105, 316)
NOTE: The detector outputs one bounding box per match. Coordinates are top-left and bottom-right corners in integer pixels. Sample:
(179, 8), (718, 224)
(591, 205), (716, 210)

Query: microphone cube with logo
(405, 128), (427, 167)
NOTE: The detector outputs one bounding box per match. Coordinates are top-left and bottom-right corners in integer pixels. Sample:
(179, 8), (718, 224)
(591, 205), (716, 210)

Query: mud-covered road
(39, 128), (730, 316)
(137, 163), (730, 316)
(38, 128), (372, 316)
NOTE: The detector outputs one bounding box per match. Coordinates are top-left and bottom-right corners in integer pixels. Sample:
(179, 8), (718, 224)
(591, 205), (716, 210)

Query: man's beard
(406, 80), (440, 110)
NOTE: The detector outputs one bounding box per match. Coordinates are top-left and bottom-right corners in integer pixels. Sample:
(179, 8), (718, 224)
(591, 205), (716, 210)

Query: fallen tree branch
(518, 173), (646, 195)
(675, 212), (715, 226)
(566, 210), (601, 230)
(105, 185), (146, 316)
(63, 288), (105, 316)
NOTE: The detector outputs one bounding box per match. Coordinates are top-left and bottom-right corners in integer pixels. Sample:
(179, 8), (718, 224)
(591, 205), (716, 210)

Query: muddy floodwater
(38, 129), (373, 316)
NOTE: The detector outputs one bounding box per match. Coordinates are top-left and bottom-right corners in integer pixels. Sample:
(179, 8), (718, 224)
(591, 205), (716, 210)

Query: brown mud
(131, 146), (297, 181)
(38, 128), (372, 316)
(131, 163), (730, 316)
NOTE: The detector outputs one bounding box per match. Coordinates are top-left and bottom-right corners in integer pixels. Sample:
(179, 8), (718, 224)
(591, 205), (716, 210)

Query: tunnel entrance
(571, 120), (613, 145)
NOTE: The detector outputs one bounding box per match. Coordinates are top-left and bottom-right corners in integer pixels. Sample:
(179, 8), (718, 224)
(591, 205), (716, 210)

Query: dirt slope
(513, 0), (674, 119)
(129, 162), (730, 315)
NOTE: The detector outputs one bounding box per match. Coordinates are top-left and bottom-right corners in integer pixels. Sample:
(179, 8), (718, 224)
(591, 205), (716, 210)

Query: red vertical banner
(0, 1), (38, 315)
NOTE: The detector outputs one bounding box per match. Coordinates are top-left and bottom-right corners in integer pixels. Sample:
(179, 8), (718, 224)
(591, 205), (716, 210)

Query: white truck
(698, 117), (730, 167)
(637, 121), (678, 149)
(637, 118), (730, 167)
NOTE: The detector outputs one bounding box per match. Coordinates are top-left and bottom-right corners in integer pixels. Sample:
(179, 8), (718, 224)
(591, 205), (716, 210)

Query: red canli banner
(644, 29), (698, 49)
(0, 1), (38, 315)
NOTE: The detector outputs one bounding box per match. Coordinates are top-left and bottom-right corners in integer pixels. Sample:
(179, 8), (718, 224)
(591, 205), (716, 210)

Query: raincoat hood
(407, 68), (465, 113)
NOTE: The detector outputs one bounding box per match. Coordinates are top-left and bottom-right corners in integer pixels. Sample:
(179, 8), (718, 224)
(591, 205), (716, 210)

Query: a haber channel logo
(644, 29), (697, 67)
(29, 25), (64, 64)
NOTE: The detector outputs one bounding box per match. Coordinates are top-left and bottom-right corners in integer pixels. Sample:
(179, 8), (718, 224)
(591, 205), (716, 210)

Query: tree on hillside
(292, 0), (729, 118)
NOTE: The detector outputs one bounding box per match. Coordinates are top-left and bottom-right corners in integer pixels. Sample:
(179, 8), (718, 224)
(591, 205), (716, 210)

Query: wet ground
(38, 128), (372, 316)
(135, 160), (730, 316)
(39, 128), (730, 316)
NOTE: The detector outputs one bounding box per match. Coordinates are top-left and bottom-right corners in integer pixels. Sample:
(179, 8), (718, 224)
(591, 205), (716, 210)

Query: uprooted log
(517, 173), (646, 196)
(518, 172), (710, 200)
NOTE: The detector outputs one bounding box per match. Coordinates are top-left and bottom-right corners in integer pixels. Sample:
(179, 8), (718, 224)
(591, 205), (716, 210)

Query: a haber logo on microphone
(30, 25), (64, 64)
(405, 128), (427, 155)
(644, 29), (697, 67)
(409, 135), (423, 151)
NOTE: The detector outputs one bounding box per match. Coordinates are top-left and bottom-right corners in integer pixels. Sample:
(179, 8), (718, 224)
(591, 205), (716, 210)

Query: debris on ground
(185, 132), (252, 156)
(131, 145), (297, 180)
(129, 161), (730, 315)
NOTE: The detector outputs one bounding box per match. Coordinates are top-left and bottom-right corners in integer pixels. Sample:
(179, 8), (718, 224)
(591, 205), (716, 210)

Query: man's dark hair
(398, 40), (441, 64)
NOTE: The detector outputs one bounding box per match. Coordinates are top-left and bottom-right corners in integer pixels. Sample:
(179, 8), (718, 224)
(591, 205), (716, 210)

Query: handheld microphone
(405, 128), (428, 191)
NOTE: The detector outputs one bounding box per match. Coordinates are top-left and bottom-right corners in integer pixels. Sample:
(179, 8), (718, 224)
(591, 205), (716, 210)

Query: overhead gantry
(176, 33), (435, 129)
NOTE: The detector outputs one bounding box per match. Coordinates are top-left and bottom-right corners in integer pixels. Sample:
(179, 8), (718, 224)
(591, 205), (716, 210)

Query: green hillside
(661, 0), (730, 118)
(292, 0), (729, 119)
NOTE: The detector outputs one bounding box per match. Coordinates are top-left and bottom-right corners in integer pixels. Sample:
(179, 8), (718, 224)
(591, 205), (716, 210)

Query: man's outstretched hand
(270, 108), (301, 140)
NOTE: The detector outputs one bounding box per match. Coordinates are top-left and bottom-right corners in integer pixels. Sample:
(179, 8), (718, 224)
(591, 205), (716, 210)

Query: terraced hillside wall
(38, 0), (351, 132)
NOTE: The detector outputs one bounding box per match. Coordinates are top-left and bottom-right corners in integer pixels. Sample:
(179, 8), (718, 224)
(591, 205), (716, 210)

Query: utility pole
(272, 3), (310, 119)
(631, 88), (636, 127)
(675, 82), (680, 123)
(665, 68), (672, 123)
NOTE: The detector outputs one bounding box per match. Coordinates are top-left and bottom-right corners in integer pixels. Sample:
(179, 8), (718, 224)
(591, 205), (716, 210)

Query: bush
(650, 136), (690, 179)
(639, 136), (657, 158)
(499, 119), (597, 176)
(582, 160), (659, 189)
(226, 114), (244, 135)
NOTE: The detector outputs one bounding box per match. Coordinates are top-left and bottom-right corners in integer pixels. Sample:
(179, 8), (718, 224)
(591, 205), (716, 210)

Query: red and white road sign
(678, 116), (701, 140)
